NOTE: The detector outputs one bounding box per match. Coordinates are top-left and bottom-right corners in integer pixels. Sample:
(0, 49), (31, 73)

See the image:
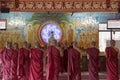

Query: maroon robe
(105, 47), (119, 80)
(62, 49), (68, 72)
(17, 48), (30, 80)
(63, 46), (72, 72)
(60, 56), (64, 73)
(86, 47), (100, 80)
(29, 48), (43, 80)
(11, 49), (18, 80)
(46, 46), (60, 80)
(0, 48), (13, 80)
(68, 47), (81, 80)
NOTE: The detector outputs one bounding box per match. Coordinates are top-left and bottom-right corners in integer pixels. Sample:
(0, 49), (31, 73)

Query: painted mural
(0, 12), (120, 52)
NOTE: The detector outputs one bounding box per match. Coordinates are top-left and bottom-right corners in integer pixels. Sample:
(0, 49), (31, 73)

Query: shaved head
(35, 42), (41, 48)
(23, 41), (28, 48)
(110, 40), (116, 46)
(13, 42), (19, 49)
(5, 41), (12, 48)
(91, 41), (96, 46)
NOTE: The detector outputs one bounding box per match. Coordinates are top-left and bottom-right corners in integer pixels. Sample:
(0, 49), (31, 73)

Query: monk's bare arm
(60, 50), (63, 57)
(29, 52), (31, 58)
(116, 48), (120, 58)
(44, 49), (48, 57)
(58, 47), (63, 57)
(104, 52), (107, 58)
(87, 54), (89, 60)
(74, 46), (82, 59)
(85, 49), (89, 60)
(78, 48), (82, 59)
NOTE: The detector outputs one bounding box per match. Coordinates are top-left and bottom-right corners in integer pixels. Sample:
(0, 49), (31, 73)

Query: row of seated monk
(0, 39), (119, 80)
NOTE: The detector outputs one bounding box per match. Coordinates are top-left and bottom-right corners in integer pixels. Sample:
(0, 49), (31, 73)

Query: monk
(86, 41), (100, 80)
(29, 42), (43, 80)
(0, 41), (13, 80)
(105, 40), (119, 80)
(67, 41), (82, 80)
(57, 43), (64, 73)
(17, 41), (30, 80)
(46, 38), (62, 80)
(62, 41), (70, 72)
(63, 42), (74, 73)
(11, 43), (19, 80)
(62, 44), (68, 72)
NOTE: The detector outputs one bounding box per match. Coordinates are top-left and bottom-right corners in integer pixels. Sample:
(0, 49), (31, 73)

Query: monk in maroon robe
(62, 43), (72, 72)
(105, 40), (119, 80)
(86, 41), (100, 80)
(62, 48), (68, 72)
(0, 41), (13, 80)
(67, 42), (82, 80)
(11, 43), (19, 80)
(17, 41), (30, 80)
(46, 39), (62, 80)
(29, 42), (43, 80)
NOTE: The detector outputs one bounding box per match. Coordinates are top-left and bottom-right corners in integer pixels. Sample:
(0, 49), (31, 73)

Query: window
(99, 32), (110, 52)
(99, 23), (120, 52)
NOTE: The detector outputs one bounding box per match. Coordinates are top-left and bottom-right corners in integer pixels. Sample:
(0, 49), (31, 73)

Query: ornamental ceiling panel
(0, 0), (120, 12)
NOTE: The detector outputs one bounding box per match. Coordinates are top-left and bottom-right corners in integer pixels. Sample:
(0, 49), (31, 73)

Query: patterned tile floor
(43, 72), (107, 80)
(0, 72), (119, 80)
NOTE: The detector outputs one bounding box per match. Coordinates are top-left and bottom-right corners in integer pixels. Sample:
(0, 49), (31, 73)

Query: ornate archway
(38, 21), (63, 45)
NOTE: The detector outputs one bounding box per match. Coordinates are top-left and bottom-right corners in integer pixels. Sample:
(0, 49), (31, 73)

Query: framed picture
(0, 19), (7, 30)
(107, 20), (120, 29)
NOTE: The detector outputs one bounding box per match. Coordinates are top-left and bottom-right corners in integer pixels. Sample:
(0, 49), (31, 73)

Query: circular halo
(40, 22), (62, 44)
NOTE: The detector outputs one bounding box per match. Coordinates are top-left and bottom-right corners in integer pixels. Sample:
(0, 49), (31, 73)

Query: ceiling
(0, 0), (119, 12)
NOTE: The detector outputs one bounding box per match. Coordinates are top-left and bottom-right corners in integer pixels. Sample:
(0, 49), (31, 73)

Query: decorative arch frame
(37, 21), (63, 45)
